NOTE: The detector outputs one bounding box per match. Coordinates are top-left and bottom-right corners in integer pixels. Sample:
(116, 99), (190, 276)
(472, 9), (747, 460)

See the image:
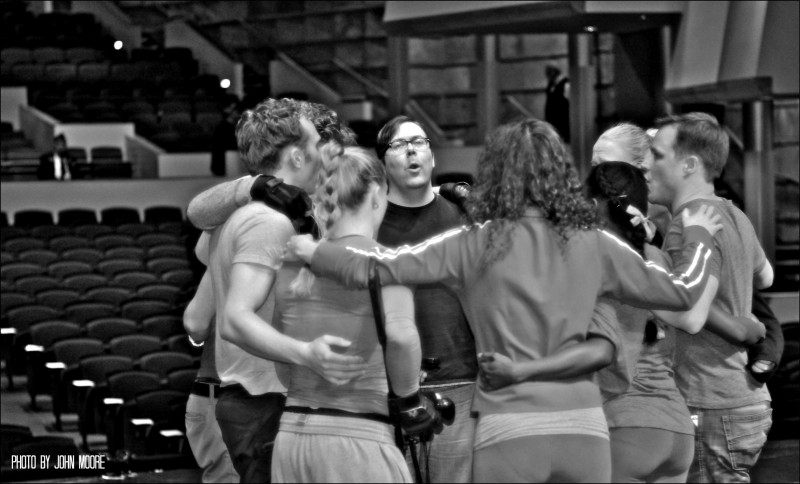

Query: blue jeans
(215, 385), (285, 484)
(688, 401), (772, 483)
(185, 392), (239, 483)
(406, 382), (476, 483)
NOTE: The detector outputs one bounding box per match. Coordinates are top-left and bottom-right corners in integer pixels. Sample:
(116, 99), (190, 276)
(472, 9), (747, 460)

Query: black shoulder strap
(368, 258), (409, 452)
(368, 258), (389, 373)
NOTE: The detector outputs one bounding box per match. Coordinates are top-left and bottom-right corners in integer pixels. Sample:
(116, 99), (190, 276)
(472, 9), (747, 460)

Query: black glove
(393, 391), (441, 442)
(250, 175), (319, 236)
(439, 182), (471, 213)
(747, 291), (784, 384)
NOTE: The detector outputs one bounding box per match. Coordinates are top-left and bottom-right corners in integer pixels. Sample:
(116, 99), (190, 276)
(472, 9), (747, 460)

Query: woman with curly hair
(287, 118), (723, 483)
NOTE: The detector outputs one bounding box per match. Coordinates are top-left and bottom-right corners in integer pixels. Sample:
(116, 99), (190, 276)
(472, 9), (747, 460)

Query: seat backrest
(120, 299), (172, 322)
(61, 273), (108, 293)
(85, 318), (138, 343)
(100, 207), (140, 225)
(3, 237), (47, 254)
(52, 338), (105, 365)
(14, 210), (54, 228)
(107, 370), (162, 402)
(97, 258), (144, 277)
(137, 351), (194, 378)
(83, 286), (134, 306)
(29, 321), (81, 348)
(136, 233), (179, 248)
(90, 146), (123, 162)
(103, 246), (145, 260)
(35, 289), (81, 310)
(57, 208), (97, 226)
(146, 244), (187, 260)
(141, 315), (184, 340)
(6, 304), (62, 330)
(79, 354), (134, 382)
(161, 268), (195, 288)
(146, 257), (189, 275)
(0, 292), (34, 315)
(47, 260), (93, 278)
(30, 225), (71, 240)
(48, 235), (92, 252)
(14, 275), (60, 295)
(108, 334), (162, 360)
(143, 206), (183, 225)
(166, 367), (197, 393)
(60, 247), (103, 264)
(63, 301), (118, 324)
(93, 234), (135, 250)
(1, 262), (46, 281)
(73, 225), (114, 240)
(17, 249), (59, 266)
(136, 283), (181, 305)
(116, 223), (155, 238)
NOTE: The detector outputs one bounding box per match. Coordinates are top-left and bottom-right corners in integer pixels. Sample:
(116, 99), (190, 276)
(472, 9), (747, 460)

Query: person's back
(275, 238), (389, 415)
(666, 198), (770, 408)
(463, 214), (605, 414)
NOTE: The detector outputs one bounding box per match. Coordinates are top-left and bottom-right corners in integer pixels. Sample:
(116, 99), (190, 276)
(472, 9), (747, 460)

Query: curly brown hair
(465, 118), (598, 270)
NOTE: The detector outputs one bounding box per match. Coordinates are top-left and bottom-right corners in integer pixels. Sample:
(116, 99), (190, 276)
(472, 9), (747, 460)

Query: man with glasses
(374, 115), (476, 483)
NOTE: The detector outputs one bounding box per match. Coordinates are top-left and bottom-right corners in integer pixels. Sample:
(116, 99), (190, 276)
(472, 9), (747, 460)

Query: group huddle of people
(181, 96), (779, 483)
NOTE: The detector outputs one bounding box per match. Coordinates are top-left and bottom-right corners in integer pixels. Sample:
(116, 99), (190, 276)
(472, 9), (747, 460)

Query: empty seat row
(1, 47), (105, 66)
(2, 206), (184, 228)
(2, 244), (188, 266)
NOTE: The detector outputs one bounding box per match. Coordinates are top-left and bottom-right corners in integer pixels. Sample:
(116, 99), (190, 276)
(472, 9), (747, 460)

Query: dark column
(475, 34), (499, 144)
(568, 33), (597, 178)
(743, 99), (776, 263)
(387, 36), (409, 117)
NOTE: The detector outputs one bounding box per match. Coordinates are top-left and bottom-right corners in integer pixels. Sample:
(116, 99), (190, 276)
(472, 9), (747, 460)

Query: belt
(284, 405), (393, 425)
(191, 379), (220, 398)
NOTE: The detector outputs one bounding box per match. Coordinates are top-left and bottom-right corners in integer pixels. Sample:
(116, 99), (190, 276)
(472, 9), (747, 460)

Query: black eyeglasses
(386, 137), (431, 153)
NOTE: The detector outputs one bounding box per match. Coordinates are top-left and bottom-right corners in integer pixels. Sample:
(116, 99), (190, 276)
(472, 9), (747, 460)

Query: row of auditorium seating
(0, 201), (200, 464)
(1, 46), (194, 67)
(2, 206), (185, 228)
(2, 9), (106, 48)
(3, 58), (199, 88)
(1, 46), (107, 66)
(2, 4), (231, 154)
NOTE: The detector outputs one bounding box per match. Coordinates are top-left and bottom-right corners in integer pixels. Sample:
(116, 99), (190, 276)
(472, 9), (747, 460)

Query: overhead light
(584, 25), (597, 33)
(114, 40), (123, 50)
(220, 78), (231, 89)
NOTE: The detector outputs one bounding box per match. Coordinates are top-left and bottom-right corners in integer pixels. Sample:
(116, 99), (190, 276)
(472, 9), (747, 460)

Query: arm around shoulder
(187, 175), (257, 230)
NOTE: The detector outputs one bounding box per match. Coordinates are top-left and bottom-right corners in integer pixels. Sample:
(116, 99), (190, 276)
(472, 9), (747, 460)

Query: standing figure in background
(545, 64), (570, 143)
(38, 133), (73, 180)
(210, 100), (243, 177)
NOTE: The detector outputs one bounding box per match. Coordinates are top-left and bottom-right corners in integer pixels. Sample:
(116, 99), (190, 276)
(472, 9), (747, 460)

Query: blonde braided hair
(290, 145), (387, 296)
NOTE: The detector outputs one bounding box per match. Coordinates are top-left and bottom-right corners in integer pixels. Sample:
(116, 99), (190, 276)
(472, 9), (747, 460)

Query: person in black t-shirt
(375, 115), (477, 483)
